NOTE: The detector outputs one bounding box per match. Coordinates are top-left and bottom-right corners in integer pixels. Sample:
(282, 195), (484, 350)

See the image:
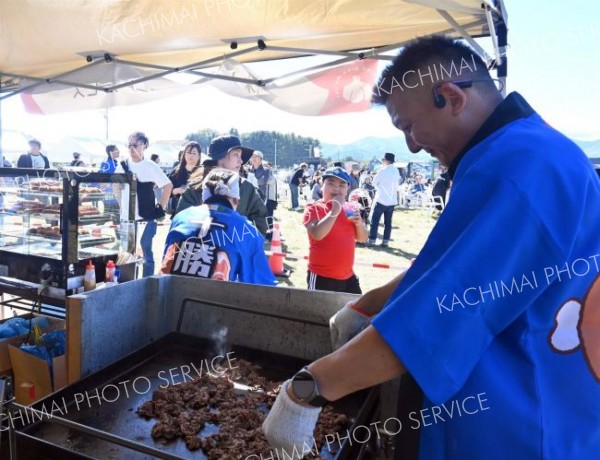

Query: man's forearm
(308, 326), (405, 401)
(159, 183), (173, 209)
(354, 269), (408, 316)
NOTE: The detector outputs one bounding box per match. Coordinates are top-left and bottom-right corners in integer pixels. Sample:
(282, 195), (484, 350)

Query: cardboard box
(8, 344), (67, 405)
(0, 315), (64, 373)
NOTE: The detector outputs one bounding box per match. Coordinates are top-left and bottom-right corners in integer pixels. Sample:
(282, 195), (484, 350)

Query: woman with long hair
(167, 141), (201, 215)
(173, 158), (218, 215)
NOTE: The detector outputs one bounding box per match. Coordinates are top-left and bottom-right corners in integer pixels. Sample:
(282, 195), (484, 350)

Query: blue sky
(2, 0), (599, 148)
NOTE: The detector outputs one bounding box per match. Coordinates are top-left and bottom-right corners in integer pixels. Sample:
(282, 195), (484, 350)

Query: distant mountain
(322, 136), (600, 163)
(321, 136), (431, 164)
(574, 140), (600, 159)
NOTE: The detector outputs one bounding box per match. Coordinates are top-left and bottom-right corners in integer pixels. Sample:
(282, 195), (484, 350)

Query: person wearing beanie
(303, 166), (368, 294)
(161, 168), (275, 286)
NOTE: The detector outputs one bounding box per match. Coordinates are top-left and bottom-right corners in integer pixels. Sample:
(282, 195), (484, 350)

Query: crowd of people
(6, 33), (600, 459)
(10, 133), (451, 292)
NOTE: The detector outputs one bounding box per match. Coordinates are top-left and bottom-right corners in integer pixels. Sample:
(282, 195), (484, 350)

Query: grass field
(274, 205), (437, 292)
(152, 200), (438, 293)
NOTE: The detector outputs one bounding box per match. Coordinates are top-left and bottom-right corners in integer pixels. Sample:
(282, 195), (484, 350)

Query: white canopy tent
(0, 0), (508, 154)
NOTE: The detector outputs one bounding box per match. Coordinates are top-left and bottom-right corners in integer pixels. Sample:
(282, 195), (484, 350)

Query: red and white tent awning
(0, 0), (507, 114)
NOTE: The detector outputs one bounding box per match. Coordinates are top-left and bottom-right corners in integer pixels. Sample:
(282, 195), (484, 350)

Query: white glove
(262, 380), (322, 459)
(329, 301), (371, 350)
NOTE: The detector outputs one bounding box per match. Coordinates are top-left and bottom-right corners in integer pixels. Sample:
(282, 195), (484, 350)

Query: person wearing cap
(263, 36), (600, 460)
(249, 151), (278, 239)
(303, 166), (367, 294)
(289, 163), (308, 210)
(17, 139), (50, 168)
(180, 135), (268, 237)
(70, 152), (85, 167)
(368, 152), (400, 247)
(161, 168), (275, 286)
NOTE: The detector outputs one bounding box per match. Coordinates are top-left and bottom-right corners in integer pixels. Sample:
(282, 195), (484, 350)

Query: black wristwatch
(290, 367), (329, 407)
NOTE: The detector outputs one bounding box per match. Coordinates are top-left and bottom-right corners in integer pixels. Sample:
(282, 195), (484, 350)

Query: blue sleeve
(162, 207), (208, 257)
(372, 172), (566, 404)
(240, 229), (276, 287)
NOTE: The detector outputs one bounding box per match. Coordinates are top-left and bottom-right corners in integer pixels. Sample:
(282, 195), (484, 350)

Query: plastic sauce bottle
(84, 260), (96, 291)
(105, 260), (116, 282)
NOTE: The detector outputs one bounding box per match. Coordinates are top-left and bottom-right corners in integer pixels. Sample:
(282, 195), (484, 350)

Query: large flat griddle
(13, 332), (376, 460)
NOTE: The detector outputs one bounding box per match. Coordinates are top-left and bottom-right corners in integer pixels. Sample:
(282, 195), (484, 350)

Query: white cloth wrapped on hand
(262, 380), (322, 460)
(329, 301), (371, 350)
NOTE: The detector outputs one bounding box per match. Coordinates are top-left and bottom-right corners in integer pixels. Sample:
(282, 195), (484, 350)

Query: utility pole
(104, 107), (109, 139)
(274, 139), (277, 168)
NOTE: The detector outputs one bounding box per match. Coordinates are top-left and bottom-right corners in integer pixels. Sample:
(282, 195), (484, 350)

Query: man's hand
(262, 380), (321, 459)
(330, 301), (371, 350)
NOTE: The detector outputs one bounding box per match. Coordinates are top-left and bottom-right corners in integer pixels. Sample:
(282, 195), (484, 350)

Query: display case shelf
(0, 168), (137, 295)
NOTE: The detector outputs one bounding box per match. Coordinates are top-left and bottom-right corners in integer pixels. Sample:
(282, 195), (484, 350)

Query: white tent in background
(0, 129), (31, 163)
(45, 137), (127, 166)
(146, 140), (189, 168)
(45, 137), (189, 169)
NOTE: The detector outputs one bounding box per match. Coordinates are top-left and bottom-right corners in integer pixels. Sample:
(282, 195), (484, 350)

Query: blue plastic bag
(41, 329), (66, 357)
(0, 323), (16, 339)
(0, 316), (51, 339)
(19, 344), (51, 364)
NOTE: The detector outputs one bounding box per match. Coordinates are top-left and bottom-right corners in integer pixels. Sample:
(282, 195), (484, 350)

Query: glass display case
(0, 168), (137, 296)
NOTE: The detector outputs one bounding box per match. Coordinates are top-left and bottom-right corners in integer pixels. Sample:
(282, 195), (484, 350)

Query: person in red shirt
(304, 166), (368, 293)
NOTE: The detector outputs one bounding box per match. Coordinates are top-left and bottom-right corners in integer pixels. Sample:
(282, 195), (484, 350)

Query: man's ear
(439, 82), (468, 114)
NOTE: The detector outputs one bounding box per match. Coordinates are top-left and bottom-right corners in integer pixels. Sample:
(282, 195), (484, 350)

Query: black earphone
(432, 80), (473, 108)
(432, 79), (505, 108)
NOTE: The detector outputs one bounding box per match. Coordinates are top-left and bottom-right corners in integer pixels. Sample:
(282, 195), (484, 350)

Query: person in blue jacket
(100, 144), (120, 173)
(161, 168), (275, 287)
(262, 36), (600, 460)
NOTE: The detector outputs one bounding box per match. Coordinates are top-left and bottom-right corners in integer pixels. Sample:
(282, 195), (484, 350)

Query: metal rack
(0, 168), (137, 308)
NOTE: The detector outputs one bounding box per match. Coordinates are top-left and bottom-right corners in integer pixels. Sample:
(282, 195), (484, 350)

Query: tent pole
(105, 106), (109, 140)
(0, 83), (3, 163)
(495, 0), (508, 95)
(437, 9), (493, 63)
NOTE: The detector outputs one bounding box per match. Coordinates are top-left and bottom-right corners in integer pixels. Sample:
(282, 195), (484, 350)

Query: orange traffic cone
(269, 222), (286, 276)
